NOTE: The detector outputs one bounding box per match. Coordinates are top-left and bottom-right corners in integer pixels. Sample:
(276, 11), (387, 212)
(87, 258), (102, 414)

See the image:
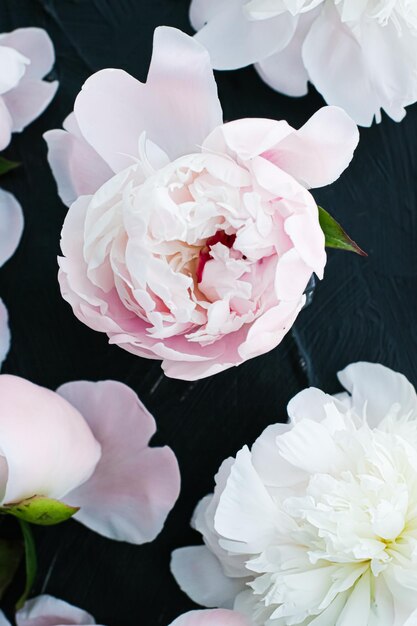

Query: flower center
(196, 230), (237, 283)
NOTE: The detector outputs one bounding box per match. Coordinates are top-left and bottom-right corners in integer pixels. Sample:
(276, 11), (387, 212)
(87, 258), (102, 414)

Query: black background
(1, 1), (417, 624)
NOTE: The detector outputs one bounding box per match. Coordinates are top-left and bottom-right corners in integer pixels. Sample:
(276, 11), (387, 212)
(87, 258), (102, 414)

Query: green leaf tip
(318, 206), (367, 257)
(3, 496), (79, 526)
(0, 156), (20, 176)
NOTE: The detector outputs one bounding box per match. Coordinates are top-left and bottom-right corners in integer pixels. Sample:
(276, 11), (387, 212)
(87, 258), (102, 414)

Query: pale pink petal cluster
(190, 0), (417, 126)
(45, 26), (358, 380)
(0, 375), (180, 543)
(0, 27), (58, 149)
(169, 609), (251, 626)
(0, 188), (23, 366)
(172, 363), (417, 624)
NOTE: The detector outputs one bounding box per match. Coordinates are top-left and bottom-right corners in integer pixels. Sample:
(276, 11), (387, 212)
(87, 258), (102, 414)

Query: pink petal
(44, 125), (113, 207)
(0, 299), (10, 368)
(74, 27), (222, 170)
(171, 546), (244, 608)
(274, 248), (312, 301)
(16, 594), (100, 625)
(194, 0), (297, 70)
(262, 106), (359, 189)
(0, 187), (23, 267)
(0, 375), (101, 505)
(0, 96), (12, 150)
(58, 380), (180, 544)
(3, 78), (58, 132)
(0, 28), (55, 80)
(0, 45), (28, 94)
(238, 299), (305, 361)
(284, 213), (326, 277)
(169, 610), (251, 626)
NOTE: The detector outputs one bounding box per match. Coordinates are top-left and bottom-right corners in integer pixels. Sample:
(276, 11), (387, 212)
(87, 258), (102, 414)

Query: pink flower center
(196, 230), (236, 283)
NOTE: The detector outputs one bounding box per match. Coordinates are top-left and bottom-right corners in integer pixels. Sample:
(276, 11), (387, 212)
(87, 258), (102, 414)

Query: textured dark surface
(0, 1), (417, 624)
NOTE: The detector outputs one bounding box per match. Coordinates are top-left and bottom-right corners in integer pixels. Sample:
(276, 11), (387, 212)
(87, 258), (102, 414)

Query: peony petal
(3, 78), (58, 132)
(0, 45), (28, 94)
(16, 595), (98, 626)
(171, 546), (244, 608)
(214, 447), (286, 553)
(0, 28), (55, 80)
(190, 0), (226, 30)
(287, 387), (338, 423)
(0, 299), (11, 369)
(194, 0), (298, 70)
(255, 11), (318, 97)
(58, 380), (180, 544)
(301, 3), (379, 126)
(0, 96), (12, 150)
(337, 362), (417, 427)
(0, 375), (101, 505)
(0, 188), (24, 267)
(238, 299), (305, 361)
(74, 27), (222, 170)
(263, 106), (359, 189)
(44, 126), (114, 207)
(169, 609), (251, 626)
(274, 248), (312, 301)
(251, 423), (307, 489)
(284, 213), (326, 277)
(16, 594), (101, 626)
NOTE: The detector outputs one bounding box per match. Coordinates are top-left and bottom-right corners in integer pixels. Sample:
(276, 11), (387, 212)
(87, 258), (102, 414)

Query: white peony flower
(190, 0), (417, 125)
(172, 362), (417, 624)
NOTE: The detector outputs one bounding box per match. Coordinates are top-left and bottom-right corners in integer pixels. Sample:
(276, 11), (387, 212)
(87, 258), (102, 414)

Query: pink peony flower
(189, 0), (417, 126)
(0, 27), (58, 150)
(0, 188), (24, 366)
(0, 595), (104, 626)
(0, 375), (180, 543)
(45, 27), (359, 381)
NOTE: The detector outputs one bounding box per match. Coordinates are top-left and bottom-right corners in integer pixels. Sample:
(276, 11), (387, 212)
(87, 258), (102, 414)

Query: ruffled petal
(194, 0), (298, 70)
(3, 78), (58, 132)
(169, 610), (251, 626)
(74, 27), (222, 170)
(171, 546), (245, 608)
(263, 106), (359, 189)
(337, 362), (417, 427)
(0, 299), (11, 368)
(58, 380), (180, 544)
(0, 28), (55, 80)
(0, 188), (23, 268)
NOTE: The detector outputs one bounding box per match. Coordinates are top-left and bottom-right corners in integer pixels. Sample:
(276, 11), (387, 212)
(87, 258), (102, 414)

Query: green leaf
(16, 520), (36, 610)
(3, 496), (79, 526)
(0, 156), (20, 176)
(318, 206), (367, 256)
(0, 538), (23, 600)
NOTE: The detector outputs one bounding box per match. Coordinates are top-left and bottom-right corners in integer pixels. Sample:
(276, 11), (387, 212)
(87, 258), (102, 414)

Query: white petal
(337, 362), (417, 427)
(0, 299), (10, 368)
(302, 3), (379, 126)
(195, 0), (298, 70)
(171, 546), (244, 608)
